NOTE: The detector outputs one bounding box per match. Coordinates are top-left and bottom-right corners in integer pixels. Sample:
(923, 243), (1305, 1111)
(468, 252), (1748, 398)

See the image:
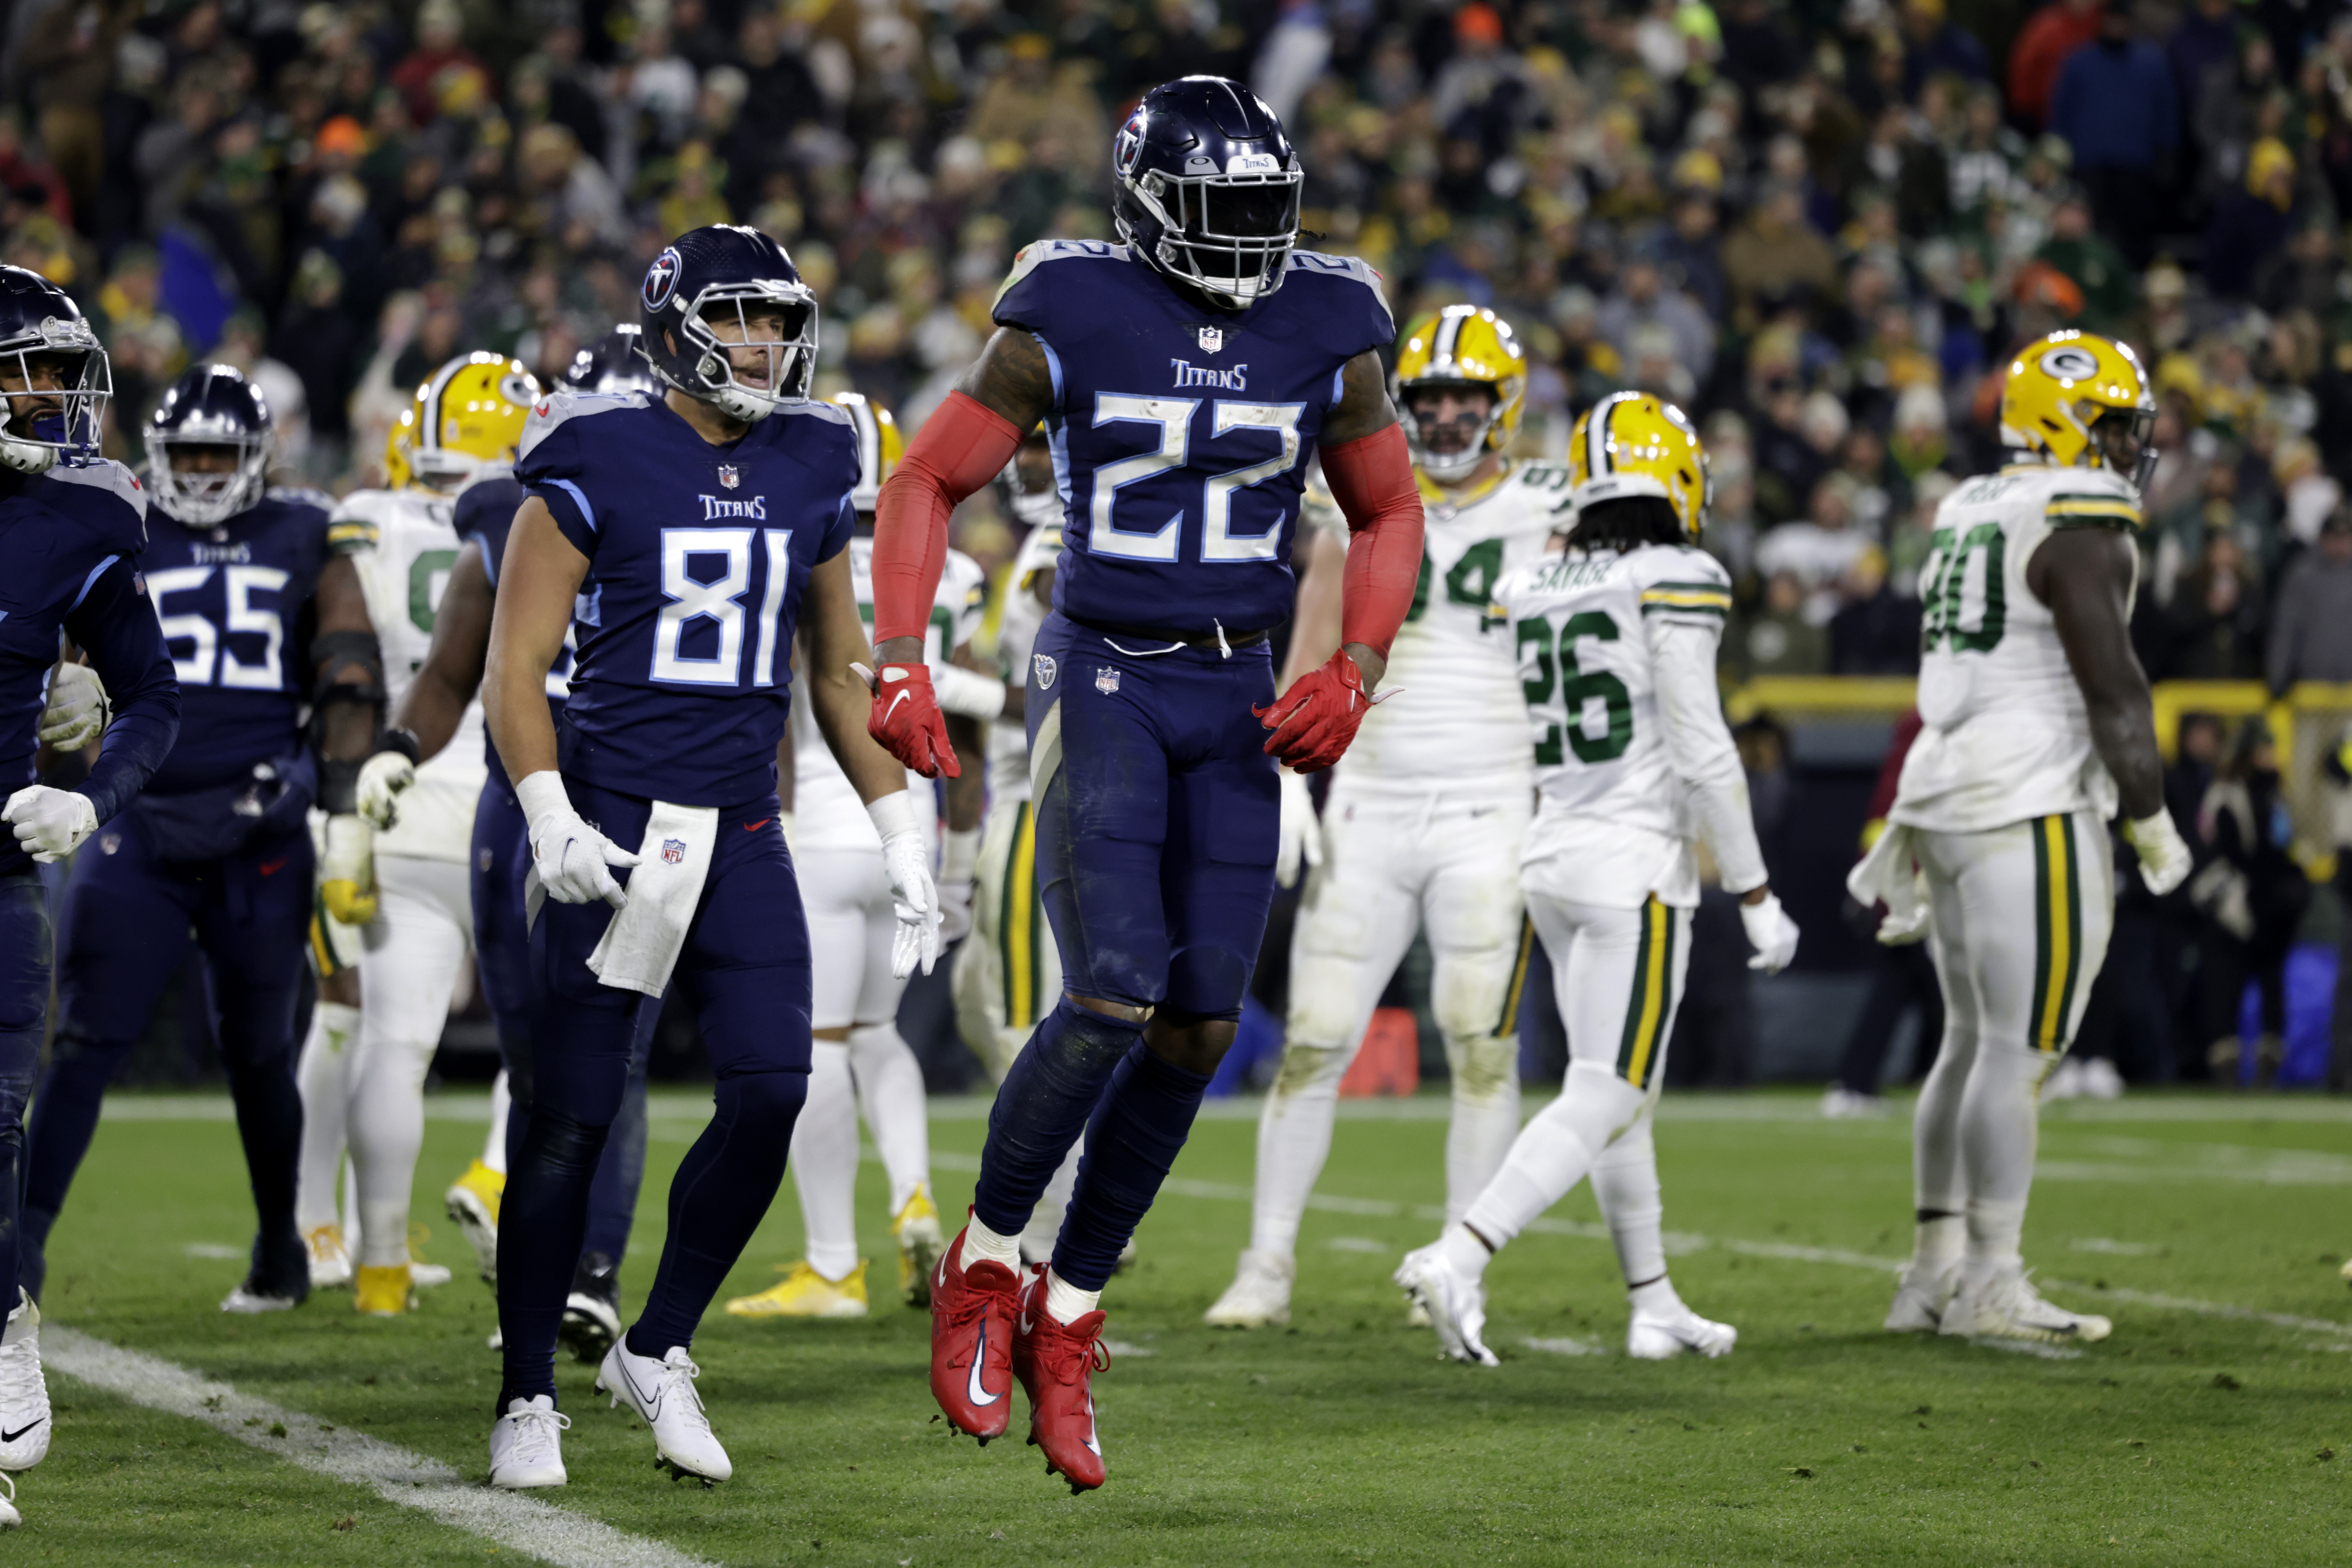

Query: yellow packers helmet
(1567, 391), (1710, 541)
(383, 405), (415, 490)
(402, 352), (542, 492)
(1393, 304), (1526, 481)
(2000, 329), (2158, 491)
(832, 390), (903, 515)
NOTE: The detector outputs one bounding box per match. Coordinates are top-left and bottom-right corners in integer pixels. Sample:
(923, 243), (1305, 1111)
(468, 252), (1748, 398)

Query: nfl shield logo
(717, 464), (739, 489)
(1095, 666), (1121, 695)
(1034, 654), (1056, 689)
(661, 838), (686, 865)
(1198, 326), (1224, 354)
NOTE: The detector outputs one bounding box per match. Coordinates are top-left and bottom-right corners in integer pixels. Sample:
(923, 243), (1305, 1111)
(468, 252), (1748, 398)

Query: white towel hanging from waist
(587, 800), (720, 996)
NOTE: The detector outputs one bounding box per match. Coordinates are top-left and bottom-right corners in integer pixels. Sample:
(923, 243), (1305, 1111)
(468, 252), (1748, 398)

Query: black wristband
(374, 726), (421, 764)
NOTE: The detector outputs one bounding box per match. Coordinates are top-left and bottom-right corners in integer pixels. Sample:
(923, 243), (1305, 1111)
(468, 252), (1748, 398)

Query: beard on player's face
(1408, 387), (1497, 457)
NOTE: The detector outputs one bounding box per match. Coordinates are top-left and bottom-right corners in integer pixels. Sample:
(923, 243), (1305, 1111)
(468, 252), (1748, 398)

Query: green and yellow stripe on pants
(999, 801), (1047, 1032)
(1494, 915), (1536, 1038)
(2029, 813), (2084, 1054)
(1615, 897), (1678, 1091)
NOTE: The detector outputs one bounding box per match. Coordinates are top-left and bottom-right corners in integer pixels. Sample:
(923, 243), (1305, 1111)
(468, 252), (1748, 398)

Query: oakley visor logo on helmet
(643, 249), (682, 310)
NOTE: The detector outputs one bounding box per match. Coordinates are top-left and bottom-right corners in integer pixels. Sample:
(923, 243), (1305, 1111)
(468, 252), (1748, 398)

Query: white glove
(1274, 767), (1323, 889)
(515, 770), (639, 909)
(319, 813), (378, 924)
(1739, 889), (1801, 973)
(937, 826), (980, 945)
(3, 785), (96, 864)
(38, 663), (108, 750)
(355, 751), (416, 830)
(932, 662), (1009, 721)
(870, 792), (942, 977)
(2125, 808), (2193, 897)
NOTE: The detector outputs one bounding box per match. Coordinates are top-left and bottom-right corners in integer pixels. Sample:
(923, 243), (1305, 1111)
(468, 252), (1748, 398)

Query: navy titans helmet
(0, 263), (111, 474)
(146, 364), (273, 528)
(1111, 77), (1304, 312)
(637, 225), (817, 422)
(565, 324), (660, 396)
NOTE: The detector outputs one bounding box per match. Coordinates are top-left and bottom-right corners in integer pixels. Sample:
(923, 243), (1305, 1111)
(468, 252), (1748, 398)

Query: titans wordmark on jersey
(516, 390), (858, 808)
(993, 240), (1394, 636)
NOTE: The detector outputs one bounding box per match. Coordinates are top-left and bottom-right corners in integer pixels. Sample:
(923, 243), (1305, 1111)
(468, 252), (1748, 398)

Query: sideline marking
(46, 1328), (716, 1568)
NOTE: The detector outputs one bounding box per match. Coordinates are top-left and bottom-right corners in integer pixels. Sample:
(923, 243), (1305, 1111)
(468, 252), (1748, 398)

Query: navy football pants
(972, 612), (1279, 1287)
(473, 777), (648, 1265)
(496, 777), (811, 1411)
(27, 817), (313, 1296)
(0, 876), (50, 1309)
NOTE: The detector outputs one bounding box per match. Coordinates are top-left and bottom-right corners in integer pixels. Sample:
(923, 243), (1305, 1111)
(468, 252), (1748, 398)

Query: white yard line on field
(45, 1328), (717, 1568)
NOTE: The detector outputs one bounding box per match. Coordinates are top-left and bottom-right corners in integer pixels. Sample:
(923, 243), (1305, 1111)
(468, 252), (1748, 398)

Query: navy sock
(1055, 1041), (1211, 1290)
(584, 1059), (649, 1263)
(971, 997), (1144, 1240)
(626, 1069), (805, 1358)
(222, 1055), (305, 1281)
(496, 1106), (610, 1414)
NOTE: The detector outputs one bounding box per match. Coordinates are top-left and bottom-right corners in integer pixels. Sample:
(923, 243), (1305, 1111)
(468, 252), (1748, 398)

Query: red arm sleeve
(1321, 422), (1424, 659)
(871, 391), (1026, 644)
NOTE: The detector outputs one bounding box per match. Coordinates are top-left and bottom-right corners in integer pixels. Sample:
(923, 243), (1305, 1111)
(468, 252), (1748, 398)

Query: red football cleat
(1012, 1266), (1110, 1494)
(929, 1220), (1019, 1442)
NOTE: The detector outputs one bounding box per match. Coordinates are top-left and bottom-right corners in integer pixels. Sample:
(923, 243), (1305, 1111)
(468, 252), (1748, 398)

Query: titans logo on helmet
(642, 249), (682, 310)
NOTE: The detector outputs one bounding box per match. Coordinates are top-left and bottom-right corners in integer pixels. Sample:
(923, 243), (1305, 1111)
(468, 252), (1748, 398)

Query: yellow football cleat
(305, 1223), (352, 1289)
(445, 1158), (503, 1284)
(890, 1185), (945, 1307)
(354, 1263), (413, 1317)
(723, 1259), (868, 1319)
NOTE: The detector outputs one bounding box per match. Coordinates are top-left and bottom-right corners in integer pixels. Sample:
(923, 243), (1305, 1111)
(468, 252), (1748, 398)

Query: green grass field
(12, 1088), (2352, 1566)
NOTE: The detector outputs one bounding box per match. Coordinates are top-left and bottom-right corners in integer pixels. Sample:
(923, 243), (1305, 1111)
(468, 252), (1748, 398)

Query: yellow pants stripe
(1615, 898), (1676, 1091)
(1002, 801), (1039, 1030)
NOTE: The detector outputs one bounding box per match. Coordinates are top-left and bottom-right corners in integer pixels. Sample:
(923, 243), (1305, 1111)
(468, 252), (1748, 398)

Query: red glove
(865, 662), (961, 779)
(1255, 650), (1376, 773)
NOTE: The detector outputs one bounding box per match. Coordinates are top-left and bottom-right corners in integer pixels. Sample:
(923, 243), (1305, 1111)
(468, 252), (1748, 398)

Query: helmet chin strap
(0, 411), (55, 475)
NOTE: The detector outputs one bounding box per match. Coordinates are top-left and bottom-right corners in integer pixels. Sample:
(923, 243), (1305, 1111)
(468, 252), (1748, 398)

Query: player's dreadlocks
(1565, 496), (1687, 553)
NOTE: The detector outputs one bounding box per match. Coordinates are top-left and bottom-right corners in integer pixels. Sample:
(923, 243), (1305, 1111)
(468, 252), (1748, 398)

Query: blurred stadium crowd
(9, 0), (2352, 1089)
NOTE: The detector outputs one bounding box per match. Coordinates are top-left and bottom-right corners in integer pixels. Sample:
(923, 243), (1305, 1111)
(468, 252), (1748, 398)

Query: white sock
(1628, 1274), (1682, 1316)
(1911, 1020), (1976, 1217)
(1964, 1198), (2027, 1275)
(789, 1042), (862, 1282)
(1043, 1267), (1100, 1324)
(960, 1212), (1022, 1272)
(347, 1013), (437, 1269)
(1435, 1222), (1493, 1283)
(294, 1001), (360, 1235)
(1590, 1112), (1667, 1288)
(481, 1071), (510, 1175)
(1461, 1061), (1644, 1251)
(1442, 1030), (1522, 1230)
(1912, 1213), (1964, 1275)
(1248, 1041), (1350, 1257)
(1022, 1143), (1082, 1262)
(848, 1022), (929, 1216)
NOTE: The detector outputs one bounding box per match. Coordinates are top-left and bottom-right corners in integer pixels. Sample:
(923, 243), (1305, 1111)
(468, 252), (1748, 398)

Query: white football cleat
(2079, 1056), (2125, 1100)
(1392, 1243), (1498, 1367)
(220, 1280), (304, 1314)
(2039, 1057), (2086, 1103)
(0, 1471), (18, 1528)
(488, 1395), (569, 1489)
(1820, 1087), (1889, 1119)
(1885, 1260), (1957, 1333)
(1627, 1291), (1737, 1360)
(596, 1339), (731, 1483)
(409, 1261), (453, 1289)
(305, 1225), (352, 1289)
(1940, 1264), (2111, 1344)
(0, 1294), (49, 1471)
(1203, 1249), (1293, 1328)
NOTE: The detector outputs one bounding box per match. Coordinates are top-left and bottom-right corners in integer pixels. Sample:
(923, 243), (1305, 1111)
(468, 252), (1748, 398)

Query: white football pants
(790, 846), (931, 1281)
(1247, 789), (1532, 1259)
(294, 998), (361, 1240)
(1911, 810), (2114, 1269)
(1462, 892), (1691, 1289)
(347, 854), (474, 1269)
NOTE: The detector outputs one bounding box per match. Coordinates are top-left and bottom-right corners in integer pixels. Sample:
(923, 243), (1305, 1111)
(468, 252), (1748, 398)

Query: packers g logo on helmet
(395, 352), (542, 493)
(1393, 305), (1526, 482)
(2000, 329), (2157, 491)
(1567, 391), (1710, 541)
(830, 390), (904, 515)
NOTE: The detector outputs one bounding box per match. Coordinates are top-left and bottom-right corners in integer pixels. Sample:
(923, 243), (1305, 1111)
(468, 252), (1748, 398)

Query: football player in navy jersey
(867, 77), (1424, 1491)
(360, 327), (658, 1362)
(0, 265), (182, 1523)
(479, 226), (939, 1490)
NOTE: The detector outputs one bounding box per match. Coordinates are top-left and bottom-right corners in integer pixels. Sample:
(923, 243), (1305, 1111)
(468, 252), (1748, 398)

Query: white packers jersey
(1892, 463), (2143, 834)
(1316, 460), (1569, 801)
(1500, 541), (1734, 908)
(791, 537), (987, 853)
(986, 520), (1065, 805)
(333, 487), (487, 862)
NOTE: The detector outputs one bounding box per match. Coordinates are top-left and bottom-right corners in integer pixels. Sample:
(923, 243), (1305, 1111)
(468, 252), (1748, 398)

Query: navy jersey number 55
(995, 240), (1393, 635)
(514, 388), (858, 806)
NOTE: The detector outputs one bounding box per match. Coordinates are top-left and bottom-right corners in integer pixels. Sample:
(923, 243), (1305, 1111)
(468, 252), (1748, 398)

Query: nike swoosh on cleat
(1, 1420), (43, 1444)
(967, 1322), (1002, 1407)
(742, 818), (771, 832)
(258, 858), (289, 875)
